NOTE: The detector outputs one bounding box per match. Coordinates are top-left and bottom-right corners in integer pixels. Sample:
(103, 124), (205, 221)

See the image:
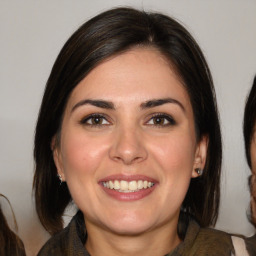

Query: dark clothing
(245, 234), (256, 256)
(38, 211), (89, 256)
(38, 211), (234, 256)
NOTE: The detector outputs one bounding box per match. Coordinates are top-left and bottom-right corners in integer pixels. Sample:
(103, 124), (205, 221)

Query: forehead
(67, 47), (191, 109)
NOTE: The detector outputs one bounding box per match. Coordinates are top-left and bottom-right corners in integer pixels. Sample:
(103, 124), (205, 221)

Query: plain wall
(0, 1), (255, 255)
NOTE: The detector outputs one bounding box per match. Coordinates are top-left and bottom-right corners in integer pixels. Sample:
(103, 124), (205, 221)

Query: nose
(109, 126), (148, 165)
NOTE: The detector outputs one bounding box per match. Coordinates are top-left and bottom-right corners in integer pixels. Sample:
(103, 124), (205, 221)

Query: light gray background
(0, 1), (256, 255)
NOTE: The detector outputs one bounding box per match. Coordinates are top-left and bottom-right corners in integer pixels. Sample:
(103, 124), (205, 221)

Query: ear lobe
(192, 135), (208, 178)
(51, 136), (66, 181)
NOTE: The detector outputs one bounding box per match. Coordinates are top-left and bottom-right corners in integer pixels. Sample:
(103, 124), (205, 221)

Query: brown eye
(147, 114), (176, 126)
(153, 117), (165, 125)
(91, 116), (104, 125)
(80, 114), (110, 126)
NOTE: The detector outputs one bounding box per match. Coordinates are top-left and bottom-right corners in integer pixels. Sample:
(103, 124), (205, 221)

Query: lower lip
(100, 185), (156, 201)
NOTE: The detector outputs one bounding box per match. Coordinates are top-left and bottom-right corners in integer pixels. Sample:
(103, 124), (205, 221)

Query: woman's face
(53, 47), (207, 236)
(251, 130), (256, 174)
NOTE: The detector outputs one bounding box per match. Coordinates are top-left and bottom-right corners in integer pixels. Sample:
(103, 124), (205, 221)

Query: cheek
(148, 134), (196, 213)
(149, 133), (196, 173)
(60, 130), (109, 177)
(148, 132), (196, 202)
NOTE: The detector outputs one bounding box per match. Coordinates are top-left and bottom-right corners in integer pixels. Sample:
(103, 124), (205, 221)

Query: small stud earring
(195, 168), (203, 176)
(57, 173), (63, 185)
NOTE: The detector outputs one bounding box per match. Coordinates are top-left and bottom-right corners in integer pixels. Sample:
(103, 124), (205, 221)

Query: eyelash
(79, 113), (176, 128)
(79, 114), (111, 127)
(146, 113), (176, 127)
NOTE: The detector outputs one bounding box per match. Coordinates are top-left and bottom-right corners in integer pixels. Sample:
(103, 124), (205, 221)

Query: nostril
(110, 152), (147, 165)
(109, 130), (148, 164)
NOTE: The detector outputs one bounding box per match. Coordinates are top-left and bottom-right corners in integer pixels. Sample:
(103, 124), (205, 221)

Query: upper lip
(98, 174), (157, 183)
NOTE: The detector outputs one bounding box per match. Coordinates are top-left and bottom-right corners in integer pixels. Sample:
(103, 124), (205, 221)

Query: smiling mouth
(102, 180), (155, 193)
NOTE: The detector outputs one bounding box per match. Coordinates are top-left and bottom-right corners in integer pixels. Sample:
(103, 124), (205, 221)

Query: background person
(0, 194), (26, 256)
(243, 75), (256, 255)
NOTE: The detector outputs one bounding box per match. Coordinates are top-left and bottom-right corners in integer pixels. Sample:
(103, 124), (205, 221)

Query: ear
(191, 135), (208, 178)
(51, 136), (66, 181)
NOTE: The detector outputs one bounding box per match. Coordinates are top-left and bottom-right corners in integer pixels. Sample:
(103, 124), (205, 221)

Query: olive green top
(38, 211), (235, 256)
(245, 234), (256, 256)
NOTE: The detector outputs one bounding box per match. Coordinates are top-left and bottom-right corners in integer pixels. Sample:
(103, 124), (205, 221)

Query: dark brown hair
(33, 7), (222, 236)
(243, 75), (256, 227)
(0, 194), (26, 256)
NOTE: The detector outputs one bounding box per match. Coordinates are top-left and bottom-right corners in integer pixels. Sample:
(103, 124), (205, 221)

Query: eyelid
(145, 113), (176, 126)
(79, 113), (112, 126)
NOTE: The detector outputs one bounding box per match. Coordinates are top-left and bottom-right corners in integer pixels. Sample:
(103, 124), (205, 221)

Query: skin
(250, 130), (256, 225)
(251, 131), (256, 175)
(53, 47), (208, 256)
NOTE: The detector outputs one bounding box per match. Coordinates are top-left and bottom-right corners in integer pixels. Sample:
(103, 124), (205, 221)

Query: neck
(85, 219), (181, 256)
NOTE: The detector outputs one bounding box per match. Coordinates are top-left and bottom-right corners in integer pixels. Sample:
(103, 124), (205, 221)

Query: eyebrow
(140, 98), (185, 112)
(71, 99), (115, 112)
(71, 97), (185, 112)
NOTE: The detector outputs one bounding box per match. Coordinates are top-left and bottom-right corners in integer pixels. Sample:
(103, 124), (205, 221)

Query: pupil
(155, 118), (163, 124)
(93, 117), (101, 124)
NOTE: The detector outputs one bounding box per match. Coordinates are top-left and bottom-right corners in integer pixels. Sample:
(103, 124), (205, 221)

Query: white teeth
(120, 180), (128, 190)
(128, 181), (137, 191)
(114, 180), (120, 190)
(138, 180), (143, 189)
(109, 180), (114, 189)
(103, 180), (154, 192)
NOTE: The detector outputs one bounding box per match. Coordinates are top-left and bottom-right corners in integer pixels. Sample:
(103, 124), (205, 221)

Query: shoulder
(37, 225), (71, 255)
(244, 234), (256, 256)
(195, 227), (234, 255)
(198, 226), (233, 244)
(37, 211), (87, 256)
(183, 221), (234, 256)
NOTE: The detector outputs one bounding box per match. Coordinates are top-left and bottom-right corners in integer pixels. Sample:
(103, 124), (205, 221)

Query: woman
(243, 75), (256, 255)
(34, 7), (234, 255)
(0, 194), (26, 256)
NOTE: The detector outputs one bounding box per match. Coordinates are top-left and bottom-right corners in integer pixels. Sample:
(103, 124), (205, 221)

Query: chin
(107, 222), (152, 236)
(102, 213), (156, 236)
